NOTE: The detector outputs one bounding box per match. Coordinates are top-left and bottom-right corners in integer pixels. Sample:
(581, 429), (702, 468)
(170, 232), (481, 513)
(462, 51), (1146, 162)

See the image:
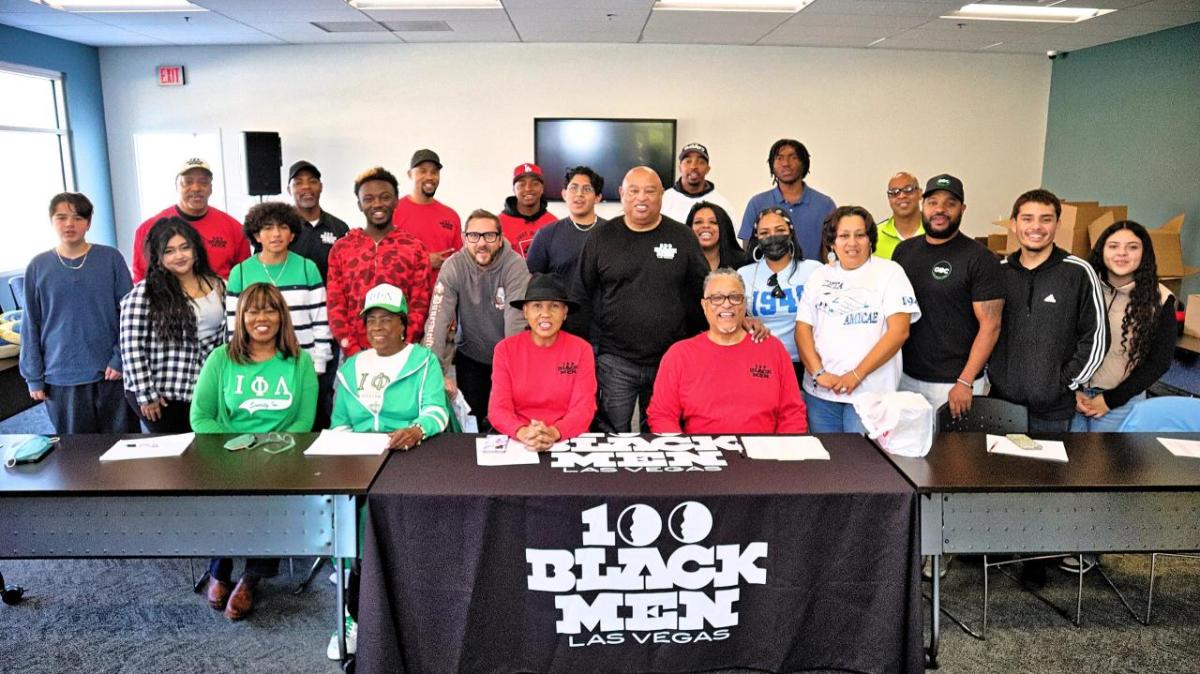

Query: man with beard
(526, 166), (606, 283)
(893, 174), (1003, 417)
(286, 160), (349, 282)
(327, 167), (431, 356)
(661, 143), (735, 224)
(423, 209), (530, 430)
(392, 149), (461, 288)
(738, 139), (835, 261)
(500, 163), (557, 257)
(874, 172), (924, 260)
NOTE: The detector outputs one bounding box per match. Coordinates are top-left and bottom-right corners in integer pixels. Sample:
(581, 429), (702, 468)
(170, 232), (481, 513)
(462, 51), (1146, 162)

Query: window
(0, 63), (74, 273)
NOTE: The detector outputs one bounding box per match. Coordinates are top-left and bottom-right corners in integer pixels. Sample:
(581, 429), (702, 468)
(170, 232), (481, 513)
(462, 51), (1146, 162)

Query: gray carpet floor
(3, 406), (1198, 672)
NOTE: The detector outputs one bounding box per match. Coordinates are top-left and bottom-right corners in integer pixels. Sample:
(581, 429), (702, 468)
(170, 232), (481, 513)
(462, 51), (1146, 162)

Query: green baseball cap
(361, 283), (408, 316)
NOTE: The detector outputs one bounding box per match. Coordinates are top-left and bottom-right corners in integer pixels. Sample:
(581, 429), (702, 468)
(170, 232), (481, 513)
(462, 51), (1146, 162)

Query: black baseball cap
(923, 174), (964, 202)
(410, 149), (443, 169)
(288, 160), (320, 182)
(678, 142), (709, 162)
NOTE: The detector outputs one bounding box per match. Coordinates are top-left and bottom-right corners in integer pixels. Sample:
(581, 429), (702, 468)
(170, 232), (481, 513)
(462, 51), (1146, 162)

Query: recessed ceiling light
(31, 0), (206, 11)
(348, 0), (501, 8)
(654, 0), (815, 13)
(942, 3), (1115, 24)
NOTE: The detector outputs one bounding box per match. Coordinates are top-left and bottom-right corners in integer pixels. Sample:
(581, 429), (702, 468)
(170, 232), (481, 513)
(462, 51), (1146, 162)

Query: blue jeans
(595, 352), (658, 433)
(1070, 389), (1146, 432)
(803, 391), (866, 433)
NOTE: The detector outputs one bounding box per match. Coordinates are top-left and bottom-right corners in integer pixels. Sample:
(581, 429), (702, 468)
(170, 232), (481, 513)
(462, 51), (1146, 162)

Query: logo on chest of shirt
(234, 374), (294, 413)
(440, 219), (455, 231)
(320, 231), (339, 246)
(931, 261), (952, 280)
(558, 361), (578, 376)
(654, 243), (678, 260)
(358, 372), (393, 393)
(749, 364), (772, 379)
(208, 236), (228, 249)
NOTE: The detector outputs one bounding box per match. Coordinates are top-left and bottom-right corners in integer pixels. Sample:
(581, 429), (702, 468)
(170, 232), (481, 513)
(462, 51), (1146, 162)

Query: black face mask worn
(759, 234), (793, 261)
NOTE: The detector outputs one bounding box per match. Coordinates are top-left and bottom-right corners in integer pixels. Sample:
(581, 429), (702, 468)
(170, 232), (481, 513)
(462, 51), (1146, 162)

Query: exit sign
(157, 65), (185, 86)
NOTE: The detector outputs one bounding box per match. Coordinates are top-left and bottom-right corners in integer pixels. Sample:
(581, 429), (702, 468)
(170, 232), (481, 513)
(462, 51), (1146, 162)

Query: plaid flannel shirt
(120, 280), (226, 406)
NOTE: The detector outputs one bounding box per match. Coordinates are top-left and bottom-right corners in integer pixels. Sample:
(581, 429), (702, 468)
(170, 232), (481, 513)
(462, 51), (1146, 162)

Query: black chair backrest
(937, 396), (1028, 433)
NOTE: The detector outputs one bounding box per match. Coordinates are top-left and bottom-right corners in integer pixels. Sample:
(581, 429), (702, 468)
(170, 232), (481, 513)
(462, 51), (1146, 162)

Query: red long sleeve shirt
(326, 228), (431, 356)
(648, 333), (808, 434)
(488, 331), (597, 439)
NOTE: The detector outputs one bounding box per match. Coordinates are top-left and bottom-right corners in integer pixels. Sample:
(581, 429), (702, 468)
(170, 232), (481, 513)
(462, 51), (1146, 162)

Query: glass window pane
(0, 70), (60, 129)
(0, 131), (66, 272)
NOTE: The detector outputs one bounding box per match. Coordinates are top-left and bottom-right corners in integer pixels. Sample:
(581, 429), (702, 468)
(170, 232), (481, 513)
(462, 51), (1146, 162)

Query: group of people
(17, 139), (1177, 640)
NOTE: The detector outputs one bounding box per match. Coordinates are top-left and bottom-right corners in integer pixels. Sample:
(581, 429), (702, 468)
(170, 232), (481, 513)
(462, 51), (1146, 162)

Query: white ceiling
(0, 0), (1196, 54)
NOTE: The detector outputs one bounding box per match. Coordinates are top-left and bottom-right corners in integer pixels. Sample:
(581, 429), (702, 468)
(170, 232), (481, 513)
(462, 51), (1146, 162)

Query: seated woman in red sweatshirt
(648, 268), (807, 434)
(489, 274), (596, 450)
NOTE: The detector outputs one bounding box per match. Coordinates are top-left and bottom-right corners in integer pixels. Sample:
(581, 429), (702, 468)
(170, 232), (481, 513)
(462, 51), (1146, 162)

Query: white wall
(99, 42), (1050, 256)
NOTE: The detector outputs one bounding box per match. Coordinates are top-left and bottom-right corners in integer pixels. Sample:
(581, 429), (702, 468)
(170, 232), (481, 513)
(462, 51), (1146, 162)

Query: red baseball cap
(512, 163), (544, 183)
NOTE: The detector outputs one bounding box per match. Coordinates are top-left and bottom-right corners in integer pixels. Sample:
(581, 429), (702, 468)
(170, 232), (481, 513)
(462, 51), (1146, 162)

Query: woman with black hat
(489, 273), (596, 450)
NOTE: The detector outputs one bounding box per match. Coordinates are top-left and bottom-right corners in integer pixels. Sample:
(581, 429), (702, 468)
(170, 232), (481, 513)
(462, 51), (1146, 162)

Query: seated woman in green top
(191, 282), (318, 621)
(331, 282), (450, 450)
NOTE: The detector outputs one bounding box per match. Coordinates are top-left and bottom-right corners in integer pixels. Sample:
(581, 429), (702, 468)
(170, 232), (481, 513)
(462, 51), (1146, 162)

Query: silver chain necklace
(56, 244), (91, 271)
(259, 253), (290, 285)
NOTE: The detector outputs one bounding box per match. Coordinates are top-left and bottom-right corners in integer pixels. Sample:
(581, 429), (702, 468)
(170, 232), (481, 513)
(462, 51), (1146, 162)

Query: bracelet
(955, 378), (971, 388)
(851, 369), (862, 383)
(813, 368), (826, 379)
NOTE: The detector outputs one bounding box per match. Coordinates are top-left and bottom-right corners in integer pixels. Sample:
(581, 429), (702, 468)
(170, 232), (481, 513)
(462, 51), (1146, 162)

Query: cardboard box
(1185, 294), (1200, 338)
(987, 232), (1010, 255)
(1149, 214), (1198, 279)
(1060, 201), (1127, 258)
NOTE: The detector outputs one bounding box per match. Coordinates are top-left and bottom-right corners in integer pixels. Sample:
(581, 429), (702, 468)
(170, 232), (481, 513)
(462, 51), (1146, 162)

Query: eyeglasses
(464, 231), (501, 243)
(222, 432), (295, 454)
(704, 293), (745, 306)
(767, 273), (786, 300)
(886, 185), (920, 198)
(565, 184), (595, 195)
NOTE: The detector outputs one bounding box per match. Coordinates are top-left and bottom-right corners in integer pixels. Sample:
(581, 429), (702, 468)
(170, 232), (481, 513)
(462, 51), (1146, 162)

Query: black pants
(454, 352), (493, 432)
(209, 557), (280, 583)
(44, 380), (136, 434)
(124, 391), (192, 433)
(313, 343), (340, 431)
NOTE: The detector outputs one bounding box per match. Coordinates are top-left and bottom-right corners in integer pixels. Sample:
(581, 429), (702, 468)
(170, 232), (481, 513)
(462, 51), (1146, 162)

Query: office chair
(8, 275), (24, 311)
(1116, 396), (1200, 623)
(1, 570), (24, 605)
(936, 396), (1028, 434)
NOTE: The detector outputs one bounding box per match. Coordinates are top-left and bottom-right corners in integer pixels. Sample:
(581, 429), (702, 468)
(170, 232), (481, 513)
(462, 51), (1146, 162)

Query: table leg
(928, 554), (940, 669)
(336, 557), (347, 661)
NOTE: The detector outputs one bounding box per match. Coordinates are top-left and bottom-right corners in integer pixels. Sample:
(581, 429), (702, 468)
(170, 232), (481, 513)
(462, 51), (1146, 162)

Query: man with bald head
(570, 166), (709, 432)
(874, 172), (924, 259)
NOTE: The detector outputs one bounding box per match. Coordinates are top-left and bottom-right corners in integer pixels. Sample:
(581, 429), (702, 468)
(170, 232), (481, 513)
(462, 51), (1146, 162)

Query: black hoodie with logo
(988, 246), (1107, 421)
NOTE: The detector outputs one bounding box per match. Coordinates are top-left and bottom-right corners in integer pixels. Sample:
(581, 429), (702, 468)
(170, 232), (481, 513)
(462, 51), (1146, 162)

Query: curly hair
(143, 217), (220, 345)
(822, 205), (878, 260)
(1088, 220), (1160, 373)
(243, 201), (303, 250)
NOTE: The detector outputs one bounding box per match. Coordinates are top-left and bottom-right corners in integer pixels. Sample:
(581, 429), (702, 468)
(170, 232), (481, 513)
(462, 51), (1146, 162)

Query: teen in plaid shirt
(120, 217), (226, 432)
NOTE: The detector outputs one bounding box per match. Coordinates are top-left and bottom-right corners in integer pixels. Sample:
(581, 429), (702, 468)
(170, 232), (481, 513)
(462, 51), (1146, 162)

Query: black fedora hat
(510, 274), (578, 312)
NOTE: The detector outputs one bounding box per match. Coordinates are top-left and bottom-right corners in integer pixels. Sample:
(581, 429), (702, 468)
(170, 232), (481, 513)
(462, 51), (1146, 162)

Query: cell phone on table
(1005, 433), (1041, 451)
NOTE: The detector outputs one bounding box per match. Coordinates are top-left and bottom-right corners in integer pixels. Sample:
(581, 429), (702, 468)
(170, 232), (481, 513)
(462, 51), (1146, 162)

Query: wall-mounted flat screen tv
(534, 118), (677, 202)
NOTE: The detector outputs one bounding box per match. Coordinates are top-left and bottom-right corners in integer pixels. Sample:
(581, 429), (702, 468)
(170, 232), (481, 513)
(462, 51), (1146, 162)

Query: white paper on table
(99, 433), (194, 462)
(741, 436), (830, 461)
(303, 429), (390, 456)
(985, 434), (1069, 463)
(1157, 437), (1200, 459)
(475, 436), (541, 466)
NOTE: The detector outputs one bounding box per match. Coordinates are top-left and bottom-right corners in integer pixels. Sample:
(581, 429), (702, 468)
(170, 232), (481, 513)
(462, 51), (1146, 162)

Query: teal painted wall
(0, 24), (115, 308)
(1043, 22), (1200, 290)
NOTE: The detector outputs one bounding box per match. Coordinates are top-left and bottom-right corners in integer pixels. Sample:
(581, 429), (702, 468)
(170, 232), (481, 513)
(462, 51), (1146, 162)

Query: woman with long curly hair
(119, 217), (225, 432)
(1073, 220), (1178, 431)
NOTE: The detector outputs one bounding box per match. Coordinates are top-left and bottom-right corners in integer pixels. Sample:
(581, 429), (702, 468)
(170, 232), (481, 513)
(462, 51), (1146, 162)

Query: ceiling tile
(505, 0), (648, 42)
(642, 9), (792, 44)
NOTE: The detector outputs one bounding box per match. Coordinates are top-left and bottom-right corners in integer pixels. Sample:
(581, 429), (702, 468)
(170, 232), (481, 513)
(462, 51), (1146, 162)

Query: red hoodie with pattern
(326, 228), (431, 356)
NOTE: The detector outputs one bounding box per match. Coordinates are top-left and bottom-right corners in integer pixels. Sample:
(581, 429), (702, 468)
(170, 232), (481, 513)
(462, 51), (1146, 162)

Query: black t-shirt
(569, 215), (709, 366)
(893, 233), (1003, 382)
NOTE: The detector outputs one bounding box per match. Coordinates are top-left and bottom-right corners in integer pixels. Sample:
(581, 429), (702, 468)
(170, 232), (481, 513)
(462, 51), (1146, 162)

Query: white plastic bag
(452, 390), (479, 433)
(854, 391), (934, 457)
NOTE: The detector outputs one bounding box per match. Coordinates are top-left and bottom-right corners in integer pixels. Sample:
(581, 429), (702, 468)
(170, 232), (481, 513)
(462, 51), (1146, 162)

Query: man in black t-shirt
(893, 174), (1004, 418)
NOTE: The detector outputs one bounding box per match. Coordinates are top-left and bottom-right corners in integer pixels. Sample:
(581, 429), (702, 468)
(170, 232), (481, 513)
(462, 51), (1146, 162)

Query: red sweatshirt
(326, 228), (431, 356)
(488, 330), (597, 439)
(499, 196), (557, 257)
(648, 332), (808, 434)
(131, 205), (250, 282)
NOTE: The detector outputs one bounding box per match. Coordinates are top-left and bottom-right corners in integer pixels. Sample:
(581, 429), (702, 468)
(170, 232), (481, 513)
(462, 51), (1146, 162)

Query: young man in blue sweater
(20, 192), (136, 433)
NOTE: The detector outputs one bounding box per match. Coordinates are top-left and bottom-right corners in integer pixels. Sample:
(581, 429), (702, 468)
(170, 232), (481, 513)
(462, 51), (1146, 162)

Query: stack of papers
(985, 434), (1069, 463)
(741, 436), (830, 461)
(476, 435), (541, 466)
(303, 429), (390, 456)
(1158, 437), (1200, 459)
(99, 433), (194, 462)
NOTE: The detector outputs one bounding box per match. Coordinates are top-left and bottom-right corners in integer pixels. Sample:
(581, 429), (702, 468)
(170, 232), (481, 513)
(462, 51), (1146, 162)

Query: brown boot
(224, 575), (258, 621)
(205, 578), (231, 610)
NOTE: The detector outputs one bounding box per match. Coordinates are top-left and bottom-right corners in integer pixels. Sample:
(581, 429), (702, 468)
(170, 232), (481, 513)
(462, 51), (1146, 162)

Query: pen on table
(987, 440), (998, 454)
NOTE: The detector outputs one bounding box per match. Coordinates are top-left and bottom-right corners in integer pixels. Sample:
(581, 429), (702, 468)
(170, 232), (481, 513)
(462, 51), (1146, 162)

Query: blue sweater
(20, 245), (132, 391)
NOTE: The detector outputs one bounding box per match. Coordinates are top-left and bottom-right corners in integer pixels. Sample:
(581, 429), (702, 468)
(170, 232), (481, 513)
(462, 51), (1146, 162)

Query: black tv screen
(534, 118), (677, 202)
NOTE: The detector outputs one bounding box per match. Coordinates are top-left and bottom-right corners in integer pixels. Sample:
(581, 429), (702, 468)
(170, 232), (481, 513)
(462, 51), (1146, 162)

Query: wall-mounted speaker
(244, 131), (281, 196)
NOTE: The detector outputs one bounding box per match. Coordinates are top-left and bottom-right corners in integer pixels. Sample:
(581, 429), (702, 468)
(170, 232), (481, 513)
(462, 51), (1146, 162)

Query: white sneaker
(328, 568), (350, 586)
(326, 616), (357, 660)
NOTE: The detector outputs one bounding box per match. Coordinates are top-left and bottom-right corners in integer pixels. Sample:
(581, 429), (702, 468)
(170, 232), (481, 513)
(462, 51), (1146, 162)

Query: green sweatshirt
(331, 343), (452, 438)
(190, 345), (318, 433)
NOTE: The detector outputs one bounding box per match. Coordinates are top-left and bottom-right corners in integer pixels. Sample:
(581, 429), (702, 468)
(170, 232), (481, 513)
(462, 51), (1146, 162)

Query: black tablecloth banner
(357, 441), (921, 673)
